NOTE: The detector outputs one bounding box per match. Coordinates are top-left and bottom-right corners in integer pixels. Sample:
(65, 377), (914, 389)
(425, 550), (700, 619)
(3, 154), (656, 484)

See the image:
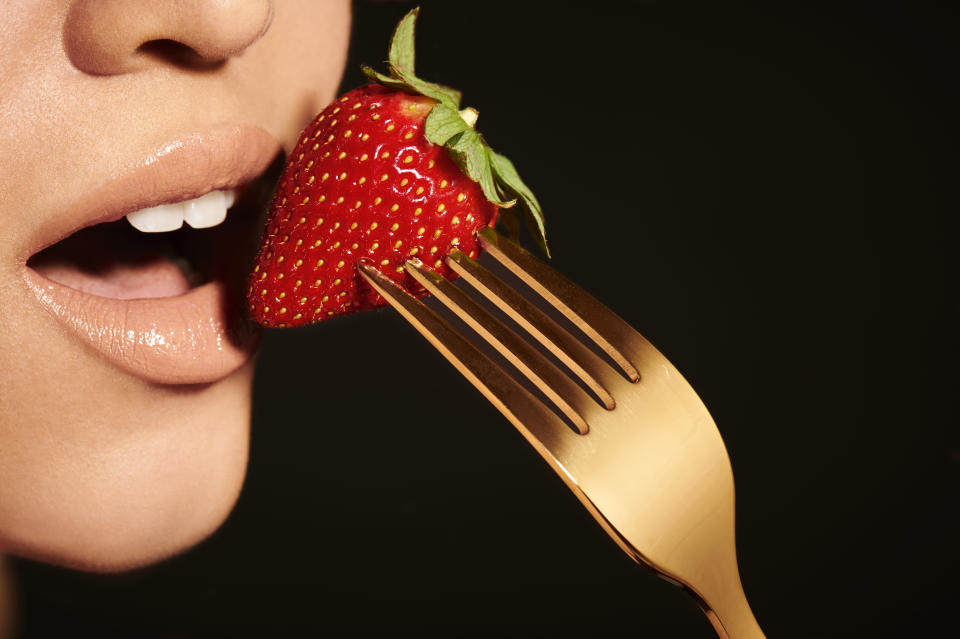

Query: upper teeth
(125, 189), (237, 233)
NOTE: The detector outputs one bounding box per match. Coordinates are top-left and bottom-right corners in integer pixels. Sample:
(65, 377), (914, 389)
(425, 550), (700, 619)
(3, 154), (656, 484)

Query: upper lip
(21, 123), (282, 262)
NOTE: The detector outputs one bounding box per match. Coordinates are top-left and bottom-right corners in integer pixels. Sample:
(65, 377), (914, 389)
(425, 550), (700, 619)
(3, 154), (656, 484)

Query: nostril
(64, 0), (274, 76)
(136, 39), (226, 72)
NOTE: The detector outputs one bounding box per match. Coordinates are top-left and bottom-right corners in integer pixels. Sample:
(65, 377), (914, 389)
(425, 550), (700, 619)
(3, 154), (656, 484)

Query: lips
(20, 125), (282, 385)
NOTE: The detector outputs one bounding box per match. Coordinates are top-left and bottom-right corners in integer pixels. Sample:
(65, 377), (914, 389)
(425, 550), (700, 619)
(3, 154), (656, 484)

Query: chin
(0, 363), (254, 573)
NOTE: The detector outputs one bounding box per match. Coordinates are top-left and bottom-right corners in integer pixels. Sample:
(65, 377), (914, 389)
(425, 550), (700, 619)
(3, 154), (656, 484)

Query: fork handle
(698, 574), (766, 639)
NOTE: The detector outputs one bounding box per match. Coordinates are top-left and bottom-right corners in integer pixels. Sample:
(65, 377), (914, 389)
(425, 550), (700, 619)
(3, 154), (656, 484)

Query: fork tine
(404, 258), (596, 434)
(357, 262), (580, 456)
(478, 228), (641, 382)
(445, 250), (618, 409)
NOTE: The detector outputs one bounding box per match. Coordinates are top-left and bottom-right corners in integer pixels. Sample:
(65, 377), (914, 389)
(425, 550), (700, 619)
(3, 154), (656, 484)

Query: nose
(64, 0), (274, 75)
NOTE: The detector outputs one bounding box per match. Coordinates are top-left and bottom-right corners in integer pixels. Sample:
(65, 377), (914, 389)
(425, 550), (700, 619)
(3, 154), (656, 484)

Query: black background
(11, 1), (957, 636)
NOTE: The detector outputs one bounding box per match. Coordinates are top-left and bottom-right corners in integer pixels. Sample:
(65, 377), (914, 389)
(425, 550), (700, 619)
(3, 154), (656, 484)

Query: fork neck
(695, 573), (765, 639)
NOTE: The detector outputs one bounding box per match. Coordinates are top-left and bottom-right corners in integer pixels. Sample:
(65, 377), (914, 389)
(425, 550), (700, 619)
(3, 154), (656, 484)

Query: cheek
(0, 359), (254, 572)
(239, 0), (352, 151)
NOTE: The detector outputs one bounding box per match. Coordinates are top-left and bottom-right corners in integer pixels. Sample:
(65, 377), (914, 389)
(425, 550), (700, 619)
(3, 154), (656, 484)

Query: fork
(358, 228), (766, 639)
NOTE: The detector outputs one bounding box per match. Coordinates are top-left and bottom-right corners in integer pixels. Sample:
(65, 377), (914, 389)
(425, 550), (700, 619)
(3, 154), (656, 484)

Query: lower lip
(23, 269), (261, 385)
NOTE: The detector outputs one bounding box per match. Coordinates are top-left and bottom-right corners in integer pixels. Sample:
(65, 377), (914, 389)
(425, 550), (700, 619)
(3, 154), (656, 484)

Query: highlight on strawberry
(247, 8), (546, 328)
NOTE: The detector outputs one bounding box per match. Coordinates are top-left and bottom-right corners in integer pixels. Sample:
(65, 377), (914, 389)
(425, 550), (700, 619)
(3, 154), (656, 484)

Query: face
(0, 0), (350, 571)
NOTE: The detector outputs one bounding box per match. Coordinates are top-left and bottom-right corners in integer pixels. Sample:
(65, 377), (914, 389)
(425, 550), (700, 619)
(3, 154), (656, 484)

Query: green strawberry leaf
(447, 129), (516, 208)
(361, 64), (461, 111)
(361, 65), (407, 90)
(361, 9), (461, 110)
(424, 104), (470, 146)
(388, 7), (418, 73)
(425, 107), (548, 255)
(489, 150), (549, 257)
(390, 65), (461, 110)
(498, 206), (521, 243)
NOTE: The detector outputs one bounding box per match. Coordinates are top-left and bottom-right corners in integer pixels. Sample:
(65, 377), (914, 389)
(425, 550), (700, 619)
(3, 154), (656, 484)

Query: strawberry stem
(458, 107), (479, 129)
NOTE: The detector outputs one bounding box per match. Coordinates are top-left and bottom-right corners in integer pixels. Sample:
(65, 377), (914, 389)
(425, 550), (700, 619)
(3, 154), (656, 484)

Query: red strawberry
(248, 8), (546, 328)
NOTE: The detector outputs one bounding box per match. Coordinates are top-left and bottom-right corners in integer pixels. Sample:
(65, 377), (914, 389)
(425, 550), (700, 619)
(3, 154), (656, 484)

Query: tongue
(33, 257), (191, 300)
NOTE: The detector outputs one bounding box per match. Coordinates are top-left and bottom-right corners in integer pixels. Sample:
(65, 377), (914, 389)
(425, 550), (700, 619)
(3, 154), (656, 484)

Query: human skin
(0, 0), (350, 572)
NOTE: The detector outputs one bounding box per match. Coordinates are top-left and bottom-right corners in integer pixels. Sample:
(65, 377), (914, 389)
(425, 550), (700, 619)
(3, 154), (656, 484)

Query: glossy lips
(22, 125), (281, 385)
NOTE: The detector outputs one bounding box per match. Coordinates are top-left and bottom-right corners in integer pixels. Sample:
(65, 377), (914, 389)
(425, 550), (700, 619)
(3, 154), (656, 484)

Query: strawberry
(247, 8), (546, 328)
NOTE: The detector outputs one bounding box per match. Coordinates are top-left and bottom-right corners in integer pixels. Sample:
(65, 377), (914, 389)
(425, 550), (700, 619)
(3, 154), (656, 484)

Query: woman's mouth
(29, 188), (243, 301)
(20, 125), (282, 385)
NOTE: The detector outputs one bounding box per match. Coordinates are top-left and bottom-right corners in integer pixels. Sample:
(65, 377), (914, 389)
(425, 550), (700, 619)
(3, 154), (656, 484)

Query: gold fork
(358, 228), (766, 639)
